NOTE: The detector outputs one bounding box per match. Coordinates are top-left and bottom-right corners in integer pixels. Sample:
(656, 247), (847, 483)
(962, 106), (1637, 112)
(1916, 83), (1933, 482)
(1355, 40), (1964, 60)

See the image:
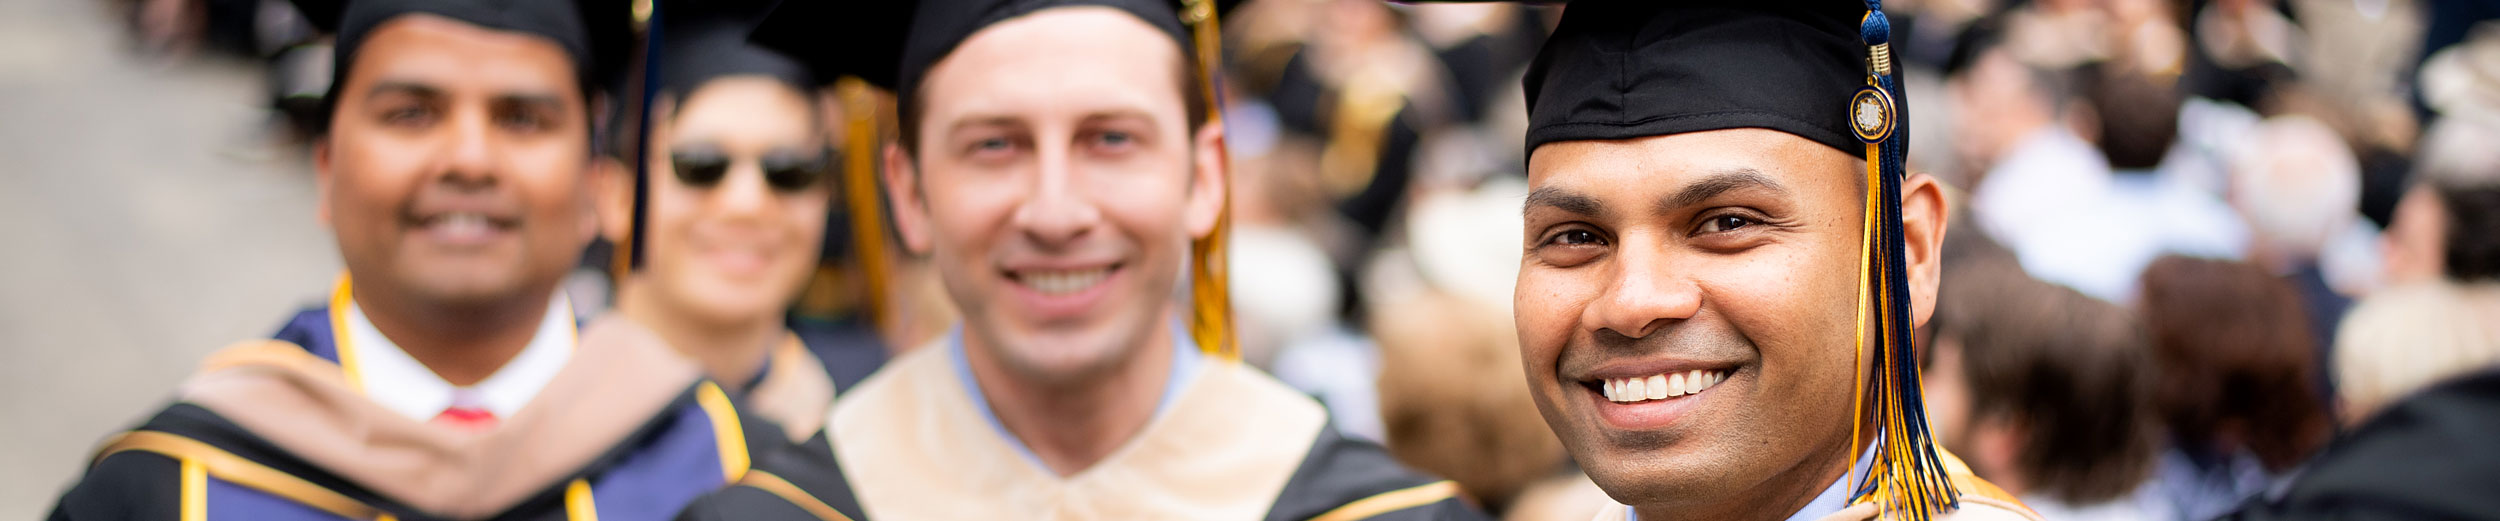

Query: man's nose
(439, 109), (500, 188)
(1583, 235), (1701, 340)
(1011, 142), (1102, 247)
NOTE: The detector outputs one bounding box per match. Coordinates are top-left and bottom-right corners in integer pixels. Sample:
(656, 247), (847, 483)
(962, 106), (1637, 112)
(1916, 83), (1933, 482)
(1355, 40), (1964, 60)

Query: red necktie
(432, 406), (497, 431)
(432, 389), (497, 431)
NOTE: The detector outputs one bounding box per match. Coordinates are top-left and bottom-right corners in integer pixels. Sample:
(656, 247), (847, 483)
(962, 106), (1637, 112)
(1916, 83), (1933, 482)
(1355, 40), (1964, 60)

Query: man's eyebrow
(1525, 187), (1604, 218)
(1659, 168), (1790, 213)
(1081, 109), (1158, 125)
(945, 115), (1024, 136)
(365, 81), (443, 99)
(493, 92), (568, 112)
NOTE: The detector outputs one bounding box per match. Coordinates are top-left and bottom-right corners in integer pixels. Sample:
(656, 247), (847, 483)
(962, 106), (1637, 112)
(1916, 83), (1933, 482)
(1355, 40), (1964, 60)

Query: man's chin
(1584, 459), (1729, 515)
(1568, 426), (1727, 506)
(980, 317), (1153, 385)
(389, 267), (539, 309)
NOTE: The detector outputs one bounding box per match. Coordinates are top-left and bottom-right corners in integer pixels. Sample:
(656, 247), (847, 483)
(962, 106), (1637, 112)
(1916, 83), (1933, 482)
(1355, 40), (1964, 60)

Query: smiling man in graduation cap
(47, 1), (784, 520)
(667, 1), (1485, 520)
(1500, 1), (2041, 521)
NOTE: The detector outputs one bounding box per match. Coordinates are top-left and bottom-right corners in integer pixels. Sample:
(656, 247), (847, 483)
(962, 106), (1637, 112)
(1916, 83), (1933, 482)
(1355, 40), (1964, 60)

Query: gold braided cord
(1182, 0), (1235, 359)
(1848, 143), (1878, 500)
(1851, 45), (1958, 518)
(837, 77), (893, 330)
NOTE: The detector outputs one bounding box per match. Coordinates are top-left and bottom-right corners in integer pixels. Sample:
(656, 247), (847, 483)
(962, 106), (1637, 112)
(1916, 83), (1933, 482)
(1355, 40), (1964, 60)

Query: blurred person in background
(2216, 368), (2500, 520)
(1926, 252), (2167, 521)
(603, 0), (887, 443)
(2383, 115), (2500, 286)
(2226, 115), (2362, 348)
(1501, 0), (2034, 519)
(1369, 179), (1575, 517)
(2184, 0), (2297, 110)
(676, 1), (1485, 519)
(1949, 9), (2247, 303)
(1945, 15), (2106, 252)
(2137, 255), (2335, 521)
(2330, 280), (2500, 425)
(1224, 0), (1544, 330)
(47, 0), (788, 519)
(1223, 0), (1550, 449)
(1373, 288), (1565, 518)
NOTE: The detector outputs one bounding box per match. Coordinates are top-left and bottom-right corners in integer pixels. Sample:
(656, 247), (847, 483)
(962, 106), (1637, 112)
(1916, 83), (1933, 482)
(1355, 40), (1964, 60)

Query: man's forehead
(920, 7), (1185, 125)
(347, 14), (583, 96)
(1524, 129), (1853, 209)
(1529, 130), (1837, 182)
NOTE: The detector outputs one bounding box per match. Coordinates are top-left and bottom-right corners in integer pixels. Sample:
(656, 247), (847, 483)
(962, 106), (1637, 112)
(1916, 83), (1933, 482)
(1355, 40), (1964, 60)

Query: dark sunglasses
(669, 145), (837, 192)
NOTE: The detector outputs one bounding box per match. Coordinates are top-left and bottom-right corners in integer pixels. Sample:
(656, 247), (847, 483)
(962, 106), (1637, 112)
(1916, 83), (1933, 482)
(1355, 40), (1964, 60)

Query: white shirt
(341, 293), (576, 422)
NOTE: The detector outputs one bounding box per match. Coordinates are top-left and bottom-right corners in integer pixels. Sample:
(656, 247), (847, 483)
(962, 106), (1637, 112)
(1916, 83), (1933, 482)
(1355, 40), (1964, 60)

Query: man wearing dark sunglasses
(599, 0), (884, 444)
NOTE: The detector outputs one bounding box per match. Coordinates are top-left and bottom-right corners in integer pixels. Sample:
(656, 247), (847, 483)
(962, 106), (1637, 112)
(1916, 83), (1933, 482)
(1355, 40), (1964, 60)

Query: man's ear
(883, 142), (935, 254)
(314, 136), (334, 227)
(1902, 172), (1950, 329)
(598, 96), (664, 244)
(1183, 121), (1227, 239)
(589, 155), (628, 244)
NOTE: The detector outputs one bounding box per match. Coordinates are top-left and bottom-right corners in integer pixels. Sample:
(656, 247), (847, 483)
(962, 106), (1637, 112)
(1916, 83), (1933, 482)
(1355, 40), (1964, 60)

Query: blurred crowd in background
(57, 0), (2500, 519)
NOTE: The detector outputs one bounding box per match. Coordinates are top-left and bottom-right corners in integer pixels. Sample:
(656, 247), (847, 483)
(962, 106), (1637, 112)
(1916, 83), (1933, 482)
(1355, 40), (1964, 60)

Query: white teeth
(1600, 370), (1729, 403)
(429, 213), (493, 238)
(1017, 267), (1110, 296)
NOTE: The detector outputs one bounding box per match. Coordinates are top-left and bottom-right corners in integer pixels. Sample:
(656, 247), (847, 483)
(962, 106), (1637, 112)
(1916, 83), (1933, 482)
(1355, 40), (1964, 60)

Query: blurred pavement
(0, 0), (340, 516)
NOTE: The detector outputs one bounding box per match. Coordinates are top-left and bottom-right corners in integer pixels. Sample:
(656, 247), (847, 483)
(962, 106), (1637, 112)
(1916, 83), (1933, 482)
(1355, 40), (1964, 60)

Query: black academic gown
(49, 280), (786, 521)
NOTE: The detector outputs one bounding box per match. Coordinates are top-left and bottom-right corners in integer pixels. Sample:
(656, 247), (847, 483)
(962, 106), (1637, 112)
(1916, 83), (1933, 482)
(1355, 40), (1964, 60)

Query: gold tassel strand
(836, 77), (892, 331)
(1181, 0), (1235, 359)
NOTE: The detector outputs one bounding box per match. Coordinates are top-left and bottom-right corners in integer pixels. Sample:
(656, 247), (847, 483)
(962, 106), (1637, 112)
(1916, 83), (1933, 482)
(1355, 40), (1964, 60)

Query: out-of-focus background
(7, 0), (2500, 519)
(0, 0), (339, 516)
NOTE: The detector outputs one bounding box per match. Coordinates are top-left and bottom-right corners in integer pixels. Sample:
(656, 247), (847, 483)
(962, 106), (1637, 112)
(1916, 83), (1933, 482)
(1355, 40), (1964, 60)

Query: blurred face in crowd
(2382, 185), (2447, 285)
(886, 7), (1225, 386)
(1517, 129), (1947, 518)
(317, 15), (602, 313)
(1948, 48), (2049, 177)
(636, 77), (833, 326)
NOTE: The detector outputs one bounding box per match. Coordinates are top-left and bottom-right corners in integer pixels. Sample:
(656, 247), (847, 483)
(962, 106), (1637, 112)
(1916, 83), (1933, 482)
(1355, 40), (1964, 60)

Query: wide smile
(1574, 365), (1739, 431)
(1595, 369), (1728, 403)
(1008, 265), (1116, 295)
(408, 211), (519, 247)
(1001, 263), (1124, 319)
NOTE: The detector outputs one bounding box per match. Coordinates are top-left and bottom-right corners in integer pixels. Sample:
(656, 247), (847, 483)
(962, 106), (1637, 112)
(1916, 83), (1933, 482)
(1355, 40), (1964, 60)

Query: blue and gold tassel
(1846, 2), (1959, 519)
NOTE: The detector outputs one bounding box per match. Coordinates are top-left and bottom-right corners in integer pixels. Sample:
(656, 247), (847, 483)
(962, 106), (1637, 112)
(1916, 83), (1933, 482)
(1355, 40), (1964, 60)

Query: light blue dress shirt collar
(946, 319), (1208, 470)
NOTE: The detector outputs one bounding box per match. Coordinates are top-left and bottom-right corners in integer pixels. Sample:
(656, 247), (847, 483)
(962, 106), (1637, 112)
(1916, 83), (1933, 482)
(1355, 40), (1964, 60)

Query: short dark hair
(2081, 64), (2181, 171)
(1937, 257), (2160, 504)
(2137, 255), (2334, 472)
(2437, 182), (2500, 282)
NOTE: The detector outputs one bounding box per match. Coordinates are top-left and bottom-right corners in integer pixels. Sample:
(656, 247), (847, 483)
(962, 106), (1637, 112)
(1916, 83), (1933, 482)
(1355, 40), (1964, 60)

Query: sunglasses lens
(761, 153), (831, 192)
(671, 152), (731, 187)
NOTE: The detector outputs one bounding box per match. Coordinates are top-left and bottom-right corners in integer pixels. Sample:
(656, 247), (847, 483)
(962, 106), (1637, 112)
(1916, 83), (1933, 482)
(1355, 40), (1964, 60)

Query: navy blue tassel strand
(1856, 2), (1960, 519)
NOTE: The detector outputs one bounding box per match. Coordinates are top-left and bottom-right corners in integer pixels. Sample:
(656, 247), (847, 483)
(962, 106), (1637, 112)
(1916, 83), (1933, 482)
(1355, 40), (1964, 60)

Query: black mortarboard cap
(656, 0), (814, 96)
(1520, 0), (1868, 159)
(749, 0), (1239, 100)
(291, 0), (635, 130)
